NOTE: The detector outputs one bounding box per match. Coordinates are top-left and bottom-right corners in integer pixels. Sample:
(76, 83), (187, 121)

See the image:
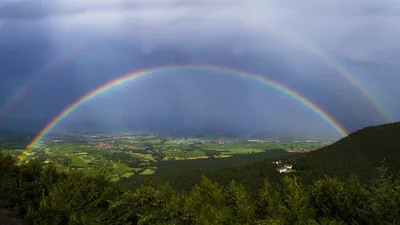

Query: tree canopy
(1, 151), (400, 224)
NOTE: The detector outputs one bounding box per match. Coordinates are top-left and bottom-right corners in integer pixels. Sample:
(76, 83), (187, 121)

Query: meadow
(2, 134), (328, 182)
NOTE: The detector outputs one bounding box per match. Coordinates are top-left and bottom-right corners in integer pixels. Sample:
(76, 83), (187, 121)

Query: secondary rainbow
(296, 41), (393, 122)
(1, 29), (392, 122)
(0, 42), (87, 120)
(19, 64), (348, 162)
(257, 25), (393, 122)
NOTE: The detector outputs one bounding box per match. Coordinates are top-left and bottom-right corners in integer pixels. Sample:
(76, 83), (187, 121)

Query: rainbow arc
(19, 64), (348, 162)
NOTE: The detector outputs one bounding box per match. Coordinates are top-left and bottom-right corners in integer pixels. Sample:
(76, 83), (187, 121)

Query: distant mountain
(0, 130), (34, 149)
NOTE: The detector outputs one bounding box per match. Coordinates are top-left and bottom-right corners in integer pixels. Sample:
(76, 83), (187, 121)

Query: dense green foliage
(1, 150), (400, 224)
(2, 123), (400, 224)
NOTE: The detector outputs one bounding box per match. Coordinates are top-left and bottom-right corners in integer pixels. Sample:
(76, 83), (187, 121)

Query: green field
(1, 133), (330, 182)
(69, 155), (85, 167)
(113, 162), (128, 170)
(140, 168), (156, 175)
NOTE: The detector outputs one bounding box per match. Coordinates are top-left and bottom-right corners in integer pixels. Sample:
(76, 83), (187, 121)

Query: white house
(277, 168), (287, 173)
(284, 164), (292, 169)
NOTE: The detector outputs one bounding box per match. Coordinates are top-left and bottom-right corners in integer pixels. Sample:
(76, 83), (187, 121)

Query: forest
(1, 151), (400, 224)
(2, 122), (400, 224)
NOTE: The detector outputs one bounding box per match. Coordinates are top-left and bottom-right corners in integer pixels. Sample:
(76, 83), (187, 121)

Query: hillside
(287, 122), (400, 182)
(120, 122), (400, 193)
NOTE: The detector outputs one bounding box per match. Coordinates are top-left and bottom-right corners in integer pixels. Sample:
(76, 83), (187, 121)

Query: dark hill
(287, 122), (400, 182)
(120, 122), (400, 193)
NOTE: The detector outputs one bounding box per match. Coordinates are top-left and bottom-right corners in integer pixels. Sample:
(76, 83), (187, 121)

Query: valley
(2, 131), (333, 182)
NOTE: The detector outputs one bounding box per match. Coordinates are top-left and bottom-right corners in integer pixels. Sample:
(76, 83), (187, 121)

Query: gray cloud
(0, 1), (49, 19)
(0, 0), (399, 136)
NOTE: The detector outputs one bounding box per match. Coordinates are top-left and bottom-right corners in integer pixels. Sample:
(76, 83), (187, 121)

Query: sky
(0, 0), (399, 138)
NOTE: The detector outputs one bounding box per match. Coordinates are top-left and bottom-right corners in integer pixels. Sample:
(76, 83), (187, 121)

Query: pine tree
(364, 162), (400, 224)
(224, 180), (255, 224)
(255, 178), (278, 220)
(310, 176), (345, 220)
(276, 176), (316, 224)
(184, 175), (229, 224)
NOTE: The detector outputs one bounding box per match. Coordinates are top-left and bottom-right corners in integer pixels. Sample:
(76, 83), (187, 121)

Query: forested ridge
(1, 122), (400, 224)
(287, 122), (400, 182)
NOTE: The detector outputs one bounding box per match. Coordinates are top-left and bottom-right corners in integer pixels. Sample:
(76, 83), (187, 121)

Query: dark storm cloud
(0, 1), (52, 106)
(0, 1), (50, 19)
(0, 0), (399, 136)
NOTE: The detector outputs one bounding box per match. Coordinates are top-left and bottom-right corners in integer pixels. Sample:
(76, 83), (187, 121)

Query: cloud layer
(0, 0), (399, 137)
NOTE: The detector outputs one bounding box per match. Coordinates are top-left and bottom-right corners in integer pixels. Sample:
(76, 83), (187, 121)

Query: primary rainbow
(19, 64), (348, 162)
